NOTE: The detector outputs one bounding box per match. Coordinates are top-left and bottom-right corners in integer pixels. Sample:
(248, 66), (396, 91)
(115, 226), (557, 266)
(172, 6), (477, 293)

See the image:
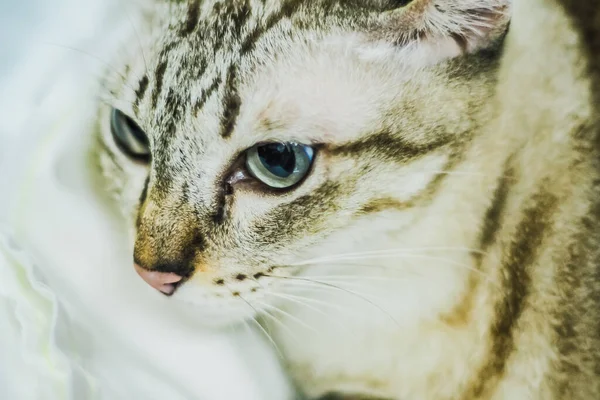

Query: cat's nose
(134, 263), (183, 296)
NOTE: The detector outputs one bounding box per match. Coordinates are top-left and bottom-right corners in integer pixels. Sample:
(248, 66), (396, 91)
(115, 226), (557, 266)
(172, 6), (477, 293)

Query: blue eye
(245, 142), (315, 189)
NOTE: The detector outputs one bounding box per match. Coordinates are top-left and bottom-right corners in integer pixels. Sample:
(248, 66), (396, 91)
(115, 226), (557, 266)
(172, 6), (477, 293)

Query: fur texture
(94, 0), (600, 398)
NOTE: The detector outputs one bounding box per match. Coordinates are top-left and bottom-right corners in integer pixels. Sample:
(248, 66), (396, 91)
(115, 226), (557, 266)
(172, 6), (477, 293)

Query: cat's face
(97, 0), (509, 323)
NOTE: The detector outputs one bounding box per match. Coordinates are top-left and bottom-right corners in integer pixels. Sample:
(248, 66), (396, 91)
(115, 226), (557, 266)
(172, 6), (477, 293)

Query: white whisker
(268, 291), (352, 315)
(237, 295), (283, 360)
(287, 252), (499, 288)
(254, 305), (301, 346)
(289, 246), (488, 267)
(265, 275), (400, 327)
(256, 300), (318, 335)
(124, 6), (150, 77)
(44, 42), (140, 95)
(247, 316), (284, 360)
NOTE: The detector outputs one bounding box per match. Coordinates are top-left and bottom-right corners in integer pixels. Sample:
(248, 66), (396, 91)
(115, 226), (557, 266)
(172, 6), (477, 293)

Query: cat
(94, 0), (600, 398)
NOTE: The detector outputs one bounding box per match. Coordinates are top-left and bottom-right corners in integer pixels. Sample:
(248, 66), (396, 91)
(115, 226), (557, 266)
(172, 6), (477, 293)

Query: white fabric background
(0, 1), (293, 399)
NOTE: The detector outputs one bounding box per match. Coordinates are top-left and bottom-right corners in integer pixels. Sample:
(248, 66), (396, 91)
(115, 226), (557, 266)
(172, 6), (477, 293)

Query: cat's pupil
(257, 143), (296, 178)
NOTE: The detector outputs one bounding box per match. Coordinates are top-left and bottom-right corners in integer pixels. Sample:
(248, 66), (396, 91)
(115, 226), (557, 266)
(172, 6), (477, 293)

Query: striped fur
(93, 0), (600, 399)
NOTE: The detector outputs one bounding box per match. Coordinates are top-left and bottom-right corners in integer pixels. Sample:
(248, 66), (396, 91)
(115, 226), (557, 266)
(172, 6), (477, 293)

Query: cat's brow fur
(94, 0), (600, 399)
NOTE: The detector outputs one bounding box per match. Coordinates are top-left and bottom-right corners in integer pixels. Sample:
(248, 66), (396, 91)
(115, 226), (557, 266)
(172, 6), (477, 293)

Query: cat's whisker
(255, 300), (318, 336)
(44, 42), (140, 95)
(287, 276), (392, 291)
(267, 291), (354, 316)
(235, 292), (284, 360)
(266, 292), (356, 333)
(267, 292), (336, 316)
(96, 79), (141, 113)
(299, 275), (416, 283)
(263, 275), (400, 327)
(253, 304), (301, 347)
(407, 169), (517, 181)
(246, 315), (284, 360)
(123, 6), (150, 77)
(289, 246), (489, 267)
(98, 97), (138, 114)
(276, 279), (394, 309)
(291, 253), (499, 288)
(251, 276), (266, 289)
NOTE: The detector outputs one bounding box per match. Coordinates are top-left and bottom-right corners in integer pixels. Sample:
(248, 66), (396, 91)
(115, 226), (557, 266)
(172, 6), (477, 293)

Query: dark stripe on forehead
(163, 87), (185, 128)
(152, 59), (169, 109)
(208, 1), (252, 56)
(180, 0), (201, 37)
(193, 75), (222, 116)
(463, 188), (558, 398)
(329, 130), (451, 163)
(134, 75), (149, 109)
(219, 65), (242, 138)
(240, 0), (304, 55)
(231, 0), (253, 37)
(152, 87), (186, 193)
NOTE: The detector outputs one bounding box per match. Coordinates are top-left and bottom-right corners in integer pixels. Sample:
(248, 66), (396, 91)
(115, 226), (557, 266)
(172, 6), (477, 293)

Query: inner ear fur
(371, 0), (511, 54)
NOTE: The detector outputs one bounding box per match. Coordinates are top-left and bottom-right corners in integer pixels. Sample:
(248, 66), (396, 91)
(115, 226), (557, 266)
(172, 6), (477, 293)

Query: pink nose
(134, 263), (183, 296)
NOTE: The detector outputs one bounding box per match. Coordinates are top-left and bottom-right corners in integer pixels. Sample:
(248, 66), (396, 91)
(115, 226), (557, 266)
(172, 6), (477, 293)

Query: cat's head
(97, 0), (510, 323)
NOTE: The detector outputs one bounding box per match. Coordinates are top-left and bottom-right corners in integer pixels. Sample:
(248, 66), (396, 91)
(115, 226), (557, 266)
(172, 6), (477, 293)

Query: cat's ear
(364, 0), (511, 65)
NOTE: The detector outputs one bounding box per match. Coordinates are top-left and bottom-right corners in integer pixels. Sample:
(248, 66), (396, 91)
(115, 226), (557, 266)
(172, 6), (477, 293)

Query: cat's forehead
(147, 0), (371, 93)
(134, 1), (379, 148)
(151, 0), (360, 81)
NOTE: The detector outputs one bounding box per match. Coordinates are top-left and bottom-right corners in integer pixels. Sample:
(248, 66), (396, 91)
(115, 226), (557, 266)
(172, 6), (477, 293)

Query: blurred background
(0, 1), (44, 77)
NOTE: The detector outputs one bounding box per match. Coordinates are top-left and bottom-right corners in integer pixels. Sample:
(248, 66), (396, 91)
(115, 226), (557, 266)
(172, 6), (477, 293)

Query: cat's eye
(245, 142), (315, 189)
(110, 108), (150, 161)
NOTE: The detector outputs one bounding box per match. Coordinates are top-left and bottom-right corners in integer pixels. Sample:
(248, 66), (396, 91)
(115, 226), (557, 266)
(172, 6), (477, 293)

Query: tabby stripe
(357, 158), (458, 216)
(153, 88), (185, 195)
(463, 188), (559, 399)
(193, 75), (222, 115)
(439, 167), (512, 328)
(219, 65), (241, 138)
(134, 75), (149, 109)
(552, 187), (600, 395)
(240, 0), (304, 55)
(164, 87), (184, 124)
(358, 198), (409, 215)
(179, 0), (201, 37)
(151, 58), (169, 109)
(231, 0), (253, 38)
(251, 181), (342, 250)
(553, 2), (600, 393)
(329, 130), (450, 163)
(559, 1), (600, 148)
(474, 168), (513, 266)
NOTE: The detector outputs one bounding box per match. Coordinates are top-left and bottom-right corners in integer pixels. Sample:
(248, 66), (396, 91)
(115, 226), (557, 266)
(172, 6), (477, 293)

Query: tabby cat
(95, 0), (600, 398)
